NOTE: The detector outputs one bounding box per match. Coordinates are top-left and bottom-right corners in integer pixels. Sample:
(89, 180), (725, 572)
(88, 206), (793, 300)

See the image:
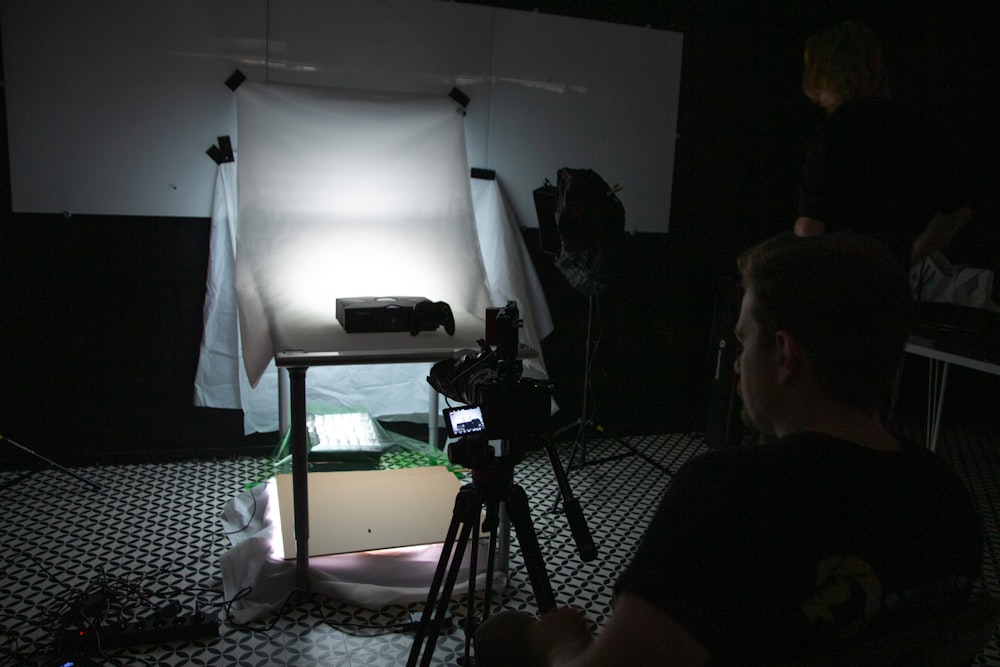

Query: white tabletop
(905, 337), (1000, 377)
(273, 308), (487, 368)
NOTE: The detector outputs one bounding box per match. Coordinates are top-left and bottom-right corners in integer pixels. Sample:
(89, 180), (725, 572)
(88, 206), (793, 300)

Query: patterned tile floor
(2, 428), (998, 666)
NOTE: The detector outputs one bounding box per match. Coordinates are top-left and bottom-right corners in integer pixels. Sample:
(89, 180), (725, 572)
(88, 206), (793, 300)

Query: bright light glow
(258, 217), (477, 324)
(264, 477), (285, 560)
(235, 83), (491, 382)
(495, 76), (590, 95)
(308, 412), (381, 452)
(362, 544), (435, 557)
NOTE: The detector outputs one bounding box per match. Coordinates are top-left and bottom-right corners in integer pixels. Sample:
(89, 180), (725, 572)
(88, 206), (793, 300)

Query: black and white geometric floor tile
(2, 430), (998, 666)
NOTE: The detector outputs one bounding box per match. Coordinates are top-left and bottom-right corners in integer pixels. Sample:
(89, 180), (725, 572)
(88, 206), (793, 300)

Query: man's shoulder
(693, 432), (843, 463)
(688, 432), (942, 479)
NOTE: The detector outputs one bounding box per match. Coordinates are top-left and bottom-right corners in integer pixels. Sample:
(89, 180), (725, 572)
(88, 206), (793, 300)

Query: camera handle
(406, 460), (561, 667)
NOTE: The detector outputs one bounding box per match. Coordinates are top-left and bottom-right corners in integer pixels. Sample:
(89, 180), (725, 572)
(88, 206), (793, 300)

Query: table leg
(278, 367), (290, 436)
(927, 359), (950, 453)
(428, 387), (439, 449)
(288, 365), (311, 591)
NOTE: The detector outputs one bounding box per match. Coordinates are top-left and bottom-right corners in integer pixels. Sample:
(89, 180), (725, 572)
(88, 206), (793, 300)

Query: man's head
(734, 232), (913, 434)
(802, 20), (889, 112)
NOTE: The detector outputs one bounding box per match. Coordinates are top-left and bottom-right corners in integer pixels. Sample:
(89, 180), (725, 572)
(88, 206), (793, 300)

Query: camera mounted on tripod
(410, 302), (598, 667)
(427, 301), (553, 468)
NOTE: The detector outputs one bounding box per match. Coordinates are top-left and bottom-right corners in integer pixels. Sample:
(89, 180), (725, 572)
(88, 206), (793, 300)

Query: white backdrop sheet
(194, 83), (553, 434)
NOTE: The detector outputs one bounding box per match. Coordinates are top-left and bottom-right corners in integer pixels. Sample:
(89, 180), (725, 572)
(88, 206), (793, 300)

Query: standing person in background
(793, 20), (973, 267)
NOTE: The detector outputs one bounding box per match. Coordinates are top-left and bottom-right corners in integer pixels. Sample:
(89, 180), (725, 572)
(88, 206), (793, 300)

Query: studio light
(551, 168), (625, 295)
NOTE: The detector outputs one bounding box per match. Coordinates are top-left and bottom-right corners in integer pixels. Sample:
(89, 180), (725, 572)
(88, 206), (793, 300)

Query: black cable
(222, 482), (262, 536)
(220, 585), (422, 638)
(0, 461), (275, 663)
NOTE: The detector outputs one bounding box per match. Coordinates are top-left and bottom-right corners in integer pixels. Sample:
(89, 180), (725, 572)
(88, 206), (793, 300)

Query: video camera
(427, 301), (553, 468)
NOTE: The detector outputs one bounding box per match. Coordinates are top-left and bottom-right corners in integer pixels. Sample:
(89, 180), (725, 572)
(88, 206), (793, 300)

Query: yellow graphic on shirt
(801, 555), (882, 639)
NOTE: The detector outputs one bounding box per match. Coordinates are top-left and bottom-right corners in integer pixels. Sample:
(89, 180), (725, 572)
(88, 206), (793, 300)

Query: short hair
(737, 232), (914, 413)
(802, 20), (889, 105)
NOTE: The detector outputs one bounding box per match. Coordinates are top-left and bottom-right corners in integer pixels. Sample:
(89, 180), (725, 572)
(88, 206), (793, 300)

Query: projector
(336, 296), (432, 333)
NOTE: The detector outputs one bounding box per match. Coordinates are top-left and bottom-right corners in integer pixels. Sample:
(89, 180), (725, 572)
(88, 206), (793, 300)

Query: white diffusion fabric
(235, 83), (491, 387)
(469, 177), (553, 366)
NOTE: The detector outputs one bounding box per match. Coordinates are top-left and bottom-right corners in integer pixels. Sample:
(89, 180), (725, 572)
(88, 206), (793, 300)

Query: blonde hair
(802, 21), (889, 107)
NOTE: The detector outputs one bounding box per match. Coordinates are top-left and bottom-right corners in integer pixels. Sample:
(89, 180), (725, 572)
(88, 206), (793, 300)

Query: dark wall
(0, 214), (276, 465)
(2, 2), (999, 466)
(509, 1), (1000, 436)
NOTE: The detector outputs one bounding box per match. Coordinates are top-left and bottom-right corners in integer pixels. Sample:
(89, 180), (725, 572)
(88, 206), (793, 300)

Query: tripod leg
(407, 485), (481, 667)
(505, 484), (557, 613)
(1, 435), (101, 491)
(577, 294), (596, 467)
(549, 294), (596, 512)
(564, 420), (589, 473)
(462, 497), (504, 666)
(541, 440), (598, 562)
(592, 426), (673, 477)
(463, 511), (483, 667)
(408, 509), (462, 667)
(480, 504), (501, 625)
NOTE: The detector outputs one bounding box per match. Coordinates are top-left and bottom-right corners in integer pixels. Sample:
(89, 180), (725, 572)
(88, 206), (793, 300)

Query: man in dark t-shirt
(474, 233), (984, 667)
(614, 432), (982, 663)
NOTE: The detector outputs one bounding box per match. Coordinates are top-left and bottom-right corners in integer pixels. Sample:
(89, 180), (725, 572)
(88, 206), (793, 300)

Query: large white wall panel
(263, 0), (495, 177)
(1, 0), (264, 217)
(2, 0), (682, 232)
(487, 10), (682, 233)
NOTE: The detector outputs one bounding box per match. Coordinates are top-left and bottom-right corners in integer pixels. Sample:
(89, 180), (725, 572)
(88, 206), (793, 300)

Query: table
(274, 310), (485, 591)
(904, 337), (1000, 452)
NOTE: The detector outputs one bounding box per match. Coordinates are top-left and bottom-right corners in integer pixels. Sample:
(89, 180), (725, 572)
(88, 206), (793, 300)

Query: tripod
(407, 437), (596, 667)
(558, 294), (671, 477)
(1, 434), (101, 492)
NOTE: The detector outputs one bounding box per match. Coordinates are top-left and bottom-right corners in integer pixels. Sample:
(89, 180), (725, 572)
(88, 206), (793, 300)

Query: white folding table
(273, 310), (485, 591)
(904, 337), (1000, 452)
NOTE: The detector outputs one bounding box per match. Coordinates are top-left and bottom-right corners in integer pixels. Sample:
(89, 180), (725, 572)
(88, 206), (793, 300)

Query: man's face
(733, 288), (781, 435)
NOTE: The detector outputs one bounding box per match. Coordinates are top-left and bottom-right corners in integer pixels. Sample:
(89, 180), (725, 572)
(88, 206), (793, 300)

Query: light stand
(555, 295), (672, 487)
(535, 168), (672, 501)
(1, 434), (101, 491)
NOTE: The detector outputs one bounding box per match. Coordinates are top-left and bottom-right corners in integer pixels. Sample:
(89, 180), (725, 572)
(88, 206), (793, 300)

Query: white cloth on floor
(219, 479), (502, 624)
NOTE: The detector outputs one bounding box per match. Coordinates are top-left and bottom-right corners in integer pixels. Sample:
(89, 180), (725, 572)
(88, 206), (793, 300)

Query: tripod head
(428, 301), (597, 562)
(430, 301), (553, 444)
(409, 315), (599, 667)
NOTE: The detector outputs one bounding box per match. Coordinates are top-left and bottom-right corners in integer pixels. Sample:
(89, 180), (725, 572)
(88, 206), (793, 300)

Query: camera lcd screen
(443, 406), (485, 438)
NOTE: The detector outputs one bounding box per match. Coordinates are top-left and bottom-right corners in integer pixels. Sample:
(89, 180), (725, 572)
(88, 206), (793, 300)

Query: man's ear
(773, 330), (802, 384)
